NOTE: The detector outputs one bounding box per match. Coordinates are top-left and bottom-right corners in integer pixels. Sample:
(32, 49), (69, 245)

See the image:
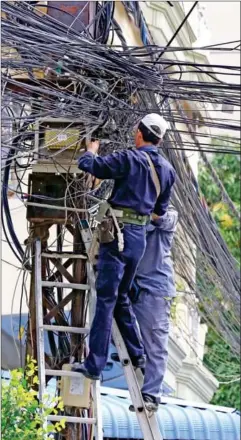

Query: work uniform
(132, 209), (178, 402)
(78, 145), (176, 377)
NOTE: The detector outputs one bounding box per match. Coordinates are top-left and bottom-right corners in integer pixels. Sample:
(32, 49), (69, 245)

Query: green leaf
(1, 358), (66, 439)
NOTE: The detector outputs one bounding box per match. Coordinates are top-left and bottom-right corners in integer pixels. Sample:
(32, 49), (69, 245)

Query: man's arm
(154, 167), (176, 217)
(78, 140), (129, 179)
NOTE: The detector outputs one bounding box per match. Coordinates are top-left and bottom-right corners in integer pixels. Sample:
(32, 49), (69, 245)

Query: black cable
(1, 118), (34, 266)
(154, 1), (199, 64)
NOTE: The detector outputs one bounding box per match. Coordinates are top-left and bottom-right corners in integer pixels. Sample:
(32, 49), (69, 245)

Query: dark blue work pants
(85, 224), (146, 376)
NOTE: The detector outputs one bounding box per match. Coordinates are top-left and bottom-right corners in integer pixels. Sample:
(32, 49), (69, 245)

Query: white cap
(141, 113), (168, 139)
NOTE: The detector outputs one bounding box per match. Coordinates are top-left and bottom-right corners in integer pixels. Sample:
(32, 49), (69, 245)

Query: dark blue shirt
(78, 145), (176, 216)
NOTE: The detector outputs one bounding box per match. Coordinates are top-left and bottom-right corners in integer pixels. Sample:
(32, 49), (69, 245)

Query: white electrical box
(60, 364), (92, 408)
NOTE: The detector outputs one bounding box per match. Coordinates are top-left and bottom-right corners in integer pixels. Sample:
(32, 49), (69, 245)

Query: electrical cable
(154, 1), (199, 64)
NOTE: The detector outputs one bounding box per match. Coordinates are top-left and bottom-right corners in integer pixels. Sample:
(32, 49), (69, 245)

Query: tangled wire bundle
(1, 1), (240, 361)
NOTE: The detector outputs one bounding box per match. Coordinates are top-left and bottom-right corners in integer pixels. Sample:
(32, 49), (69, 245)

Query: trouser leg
(114, 268), (144, 359)
(114, 225), (146, 358)
(141, 324), (169, 401)
(85, 245), (125, 376)
(133, 295), (171, 401)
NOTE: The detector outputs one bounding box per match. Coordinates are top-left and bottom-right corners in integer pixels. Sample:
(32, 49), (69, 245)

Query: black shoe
(129, 393), (159, 413)
(132, 355), (146, 369)
(111, 353), (146, 369)
(72, 363), (100, 381)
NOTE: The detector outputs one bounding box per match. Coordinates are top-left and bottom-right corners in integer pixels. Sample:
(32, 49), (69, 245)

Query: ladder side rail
(80, 226), (97, 327)
(87, 260), (103, 440)
(86, 262), (97, 328)
(35, 239), (46, 403)
(92, 380), (104, 440)
(112, 320), (163, 440)
(80, 226), (104, 440)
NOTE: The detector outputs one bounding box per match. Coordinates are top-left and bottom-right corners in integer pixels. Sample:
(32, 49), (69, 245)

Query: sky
(203, 2), (240, 46)
(182, 2), (240, 47)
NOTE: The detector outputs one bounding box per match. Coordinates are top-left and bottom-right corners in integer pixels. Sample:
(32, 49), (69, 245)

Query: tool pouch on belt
(97, 218), (115, 244)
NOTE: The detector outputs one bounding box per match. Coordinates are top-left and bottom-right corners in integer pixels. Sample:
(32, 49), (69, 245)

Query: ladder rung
(45, 369), (87, 378)
(42, 281), (89, 290)
(42, 325), (89, 334)
(47, 415), (96, 424)
(42, 252), (87, 259)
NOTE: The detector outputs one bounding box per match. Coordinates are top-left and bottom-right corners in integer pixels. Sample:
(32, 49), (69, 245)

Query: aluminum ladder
(34, 238), (103, 440)
(80, 222), (163, 440)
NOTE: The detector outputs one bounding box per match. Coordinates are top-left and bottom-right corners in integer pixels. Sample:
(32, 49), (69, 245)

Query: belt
(111, 206), (150, 226)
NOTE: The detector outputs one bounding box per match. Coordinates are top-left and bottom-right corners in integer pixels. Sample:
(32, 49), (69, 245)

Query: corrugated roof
(101, 394), (240, 440)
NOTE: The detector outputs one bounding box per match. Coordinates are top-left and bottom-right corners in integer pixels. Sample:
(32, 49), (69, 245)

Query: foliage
(199, 148), (240, 261)
(1, 356), (65, 440)
(170, 296), (178, 322)
(204, 329), (240, 410)
(199, 144), (240, 409)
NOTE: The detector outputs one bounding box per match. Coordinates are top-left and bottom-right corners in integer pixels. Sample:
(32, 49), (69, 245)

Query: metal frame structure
(33, 231), (104, 439)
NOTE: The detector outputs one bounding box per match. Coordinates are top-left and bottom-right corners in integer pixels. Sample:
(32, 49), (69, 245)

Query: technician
(74, 113), (176, 380)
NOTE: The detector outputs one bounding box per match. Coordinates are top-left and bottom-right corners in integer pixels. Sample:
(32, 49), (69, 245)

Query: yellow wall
(112, 1), (143, 47)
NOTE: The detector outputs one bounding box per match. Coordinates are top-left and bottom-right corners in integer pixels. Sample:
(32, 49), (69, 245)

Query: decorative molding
(145, 1), (197, 45)
(142, 1), (218, 83)
(176, 358), (219, 402)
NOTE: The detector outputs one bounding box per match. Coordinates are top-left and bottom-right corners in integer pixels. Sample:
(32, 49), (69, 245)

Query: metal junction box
(32, 118), (86, 174)
(60, 364), (91, 408)
(26, 172), (78, 223)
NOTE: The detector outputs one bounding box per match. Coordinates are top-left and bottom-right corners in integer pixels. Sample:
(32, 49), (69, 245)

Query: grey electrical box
(32, 118), (86, 173)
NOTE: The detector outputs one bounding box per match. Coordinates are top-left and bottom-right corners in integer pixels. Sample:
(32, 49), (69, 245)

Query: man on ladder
(74, 114), (176, 399)
(129, 207), (178, 412)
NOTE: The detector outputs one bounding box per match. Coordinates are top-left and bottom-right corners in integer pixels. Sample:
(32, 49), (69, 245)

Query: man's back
(78, 145), (176, 216)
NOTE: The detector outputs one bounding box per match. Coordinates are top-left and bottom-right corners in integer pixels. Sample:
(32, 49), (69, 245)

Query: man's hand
(86, 140), (100, 155)
(152, 213), (160, 221)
